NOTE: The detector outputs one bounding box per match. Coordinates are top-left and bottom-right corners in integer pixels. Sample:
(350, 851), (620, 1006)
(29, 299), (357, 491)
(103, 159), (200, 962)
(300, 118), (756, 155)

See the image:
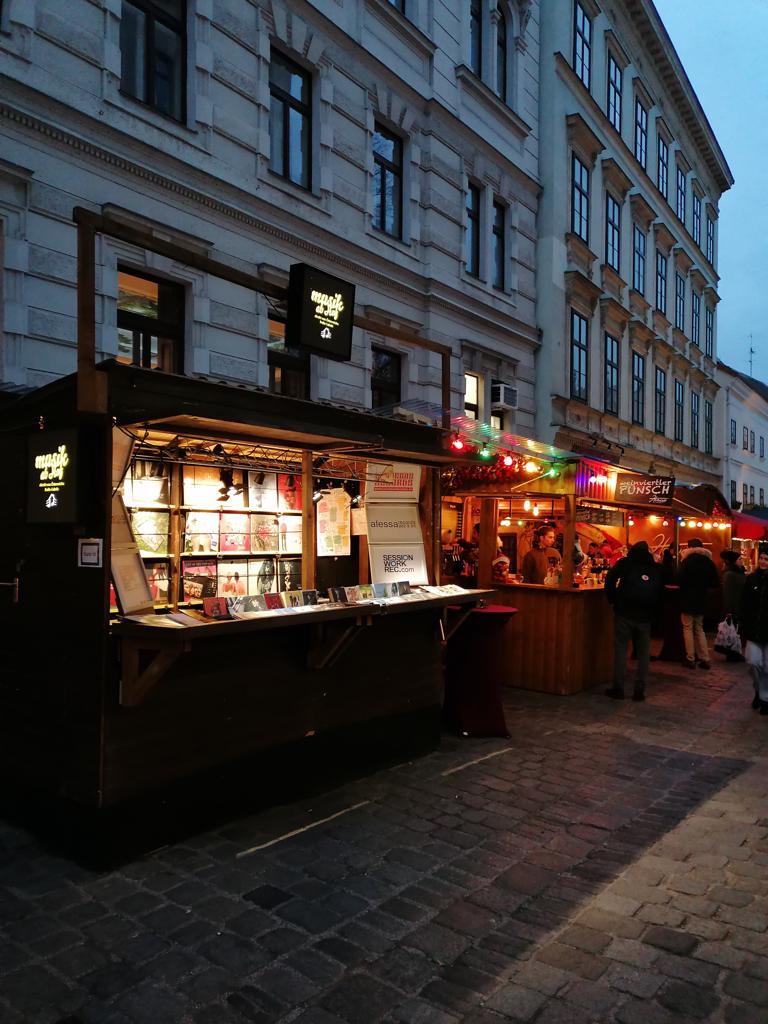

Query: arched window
(470, 0), (482, 76)
(495, 4), (507, 101)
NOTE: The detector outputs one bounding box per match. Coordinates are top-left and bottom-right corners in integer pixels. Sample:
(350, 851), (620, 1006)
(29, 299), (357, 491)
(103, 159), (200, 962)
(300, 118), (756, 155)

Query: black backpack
(617, 561), (663, 611)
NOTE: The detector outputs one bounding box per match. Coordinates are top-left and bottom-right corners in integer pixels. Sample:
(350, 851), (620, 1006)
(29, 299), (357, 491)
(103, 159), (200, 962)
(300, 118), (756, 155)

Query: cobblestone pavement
(1, 656), (767, 1024)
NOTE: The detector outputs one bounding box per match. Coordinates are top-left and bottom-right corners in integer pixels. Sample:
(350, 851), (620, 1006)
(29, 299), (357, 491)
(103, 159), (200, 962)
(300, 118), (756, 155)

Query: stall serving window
(115, 433), (373, 613)
(117, 269), (184, 372)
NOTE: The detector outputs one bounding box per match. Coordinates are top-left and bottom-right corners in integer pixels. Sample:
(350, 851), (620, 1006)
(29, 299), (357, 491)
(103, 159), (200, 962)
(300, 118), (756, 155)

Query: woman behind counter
(521, 525), (563, 584)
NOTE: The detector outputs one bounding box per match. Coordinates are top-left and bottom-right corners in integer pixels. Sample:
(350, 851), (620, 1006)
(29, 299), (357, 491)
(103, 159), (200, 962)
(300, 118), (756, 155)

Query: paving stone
(576, 907), (645, 939)
(608, 964), (665, 997)
(535, 942), (609, 981)
(388, 997), (460, 1023)
(484, 982), (547, 1020)
(402, 924), (471, 963)
(558, 924), (611, 954)
(657, 978), (721, 1019)
(722, 971), (768, 1006)
(321, 974), (402, 1024)
(643, 926), (699, 955)
(370, 948), (435, 992)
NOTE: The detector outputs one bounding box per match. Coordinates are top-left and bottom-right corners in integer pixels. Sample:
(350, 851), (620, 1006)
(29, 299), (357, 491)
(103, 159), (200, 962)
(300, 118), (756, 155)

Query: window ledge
(105, 89), (201, 144)
(455, 65), (531, 142)
(363, 0), (436, 61)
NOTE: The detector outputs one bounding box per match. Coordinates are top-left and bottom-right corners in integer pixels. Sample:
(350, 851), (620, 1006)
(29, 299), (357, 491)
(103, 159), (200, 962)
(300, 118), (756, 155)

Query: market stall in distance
(441, 426), (731, 696)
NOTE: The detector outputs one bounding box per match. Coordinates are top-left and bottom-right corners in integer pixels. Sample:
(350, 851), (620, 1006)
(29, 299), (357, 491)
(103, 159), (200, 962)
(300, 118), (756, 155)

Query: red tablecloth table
(444, 605), (517, 737)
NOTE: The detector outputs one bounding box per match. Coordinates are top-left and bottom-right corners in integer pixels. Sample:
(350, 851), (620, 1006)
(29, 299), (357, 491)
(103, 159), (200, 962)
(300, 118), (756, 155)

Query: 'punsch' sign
(614, 473), (675, 507)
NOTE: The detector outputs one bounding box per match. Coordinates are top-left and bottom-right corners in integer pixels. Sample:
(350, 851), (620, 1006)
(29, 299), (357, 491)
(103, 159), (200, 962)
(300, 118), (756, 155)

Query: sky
(653, 0), (768, 381)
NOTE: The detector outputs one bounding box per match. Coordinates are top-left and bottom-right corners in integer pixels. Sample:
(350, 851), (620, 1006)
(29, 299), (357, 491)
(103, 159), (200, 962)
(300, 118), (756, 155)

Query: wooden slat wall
(491, 587), (614, 695)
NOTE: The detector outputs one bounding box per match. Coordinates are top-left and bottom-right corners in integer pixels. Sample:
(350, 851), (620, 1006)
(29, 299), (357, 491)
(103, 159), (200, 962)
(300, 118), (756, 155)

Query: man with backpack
(604, 541), (664, 702)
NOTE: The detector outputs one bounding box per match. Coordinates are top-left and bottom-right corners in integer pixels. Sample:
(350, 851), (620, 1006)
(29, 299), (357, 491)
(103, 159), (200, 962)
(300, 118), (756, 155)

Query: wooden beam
(76, 217), (107, 412)
(301, 450), (316, 589)
(477, 500), (498, 589)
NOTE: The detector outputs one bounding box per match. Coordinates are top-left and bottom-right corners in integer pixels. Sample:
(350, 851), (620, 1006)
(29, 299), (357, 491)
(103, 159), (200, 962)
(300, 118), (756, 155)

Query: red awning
(732, 511), (768, 541)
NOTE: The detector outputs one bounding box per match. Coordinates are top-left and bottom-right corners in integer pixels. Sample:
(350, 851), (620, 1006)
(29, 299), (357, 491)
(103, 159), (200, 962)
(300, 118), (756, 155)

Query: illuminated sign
(286, 263), (355, 362)
(614, 473), (675, 507)
(27, 429), (78, 523)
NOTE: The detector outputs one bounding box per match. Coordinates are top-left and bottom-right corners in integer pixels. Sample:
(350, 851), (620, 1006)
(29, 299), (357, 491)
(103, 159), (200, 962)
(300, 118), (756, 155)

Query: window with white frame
(704, 399), (713, 454)
(744, 483), (749, 508)
(632, 223), (646, 294)
(634, 98), (648, 169)
(761, 435), (765, 459)
(692, 192), (702, 247)
(705, 305), (714, 358)
(675, 273), (685, 332)
(743, 426), (749, 450)
(674, 379), (684, 441)
(750, 430), (755, 454)
(495, 4), (508, 101)
(750, 484), (755, 506)
(706, 214), (715, 264)
(117, 268), (185, 372)
(371, 348), (402, 408)
(470, 0), (482, 77)
(731, 480), (737, 507)
(655, 250), (667, 314)
(730, 419), (737, 445)
(571, 153), (590, 243)
(604, 333), (619, 415)
(676, 164), (686, 224)
(120, 0), (186, 122)
(269, 50), (312, 190)
(573, 2), (591, 90)
(605, 193), (621, 272)
(570, 309), (589, 402)
(655, 366), (666, 435)
(657, 135), (668, 199)
(690, 391), (699, 449)
(607, 54), (622, 132)
(464, 372), (480, 420)
(372, 124), (403, 239)
(465, 184), (481, 277)
(631, 351), (645, 425)
(492, 199), (506, 290)
(691, 291), (700, 347)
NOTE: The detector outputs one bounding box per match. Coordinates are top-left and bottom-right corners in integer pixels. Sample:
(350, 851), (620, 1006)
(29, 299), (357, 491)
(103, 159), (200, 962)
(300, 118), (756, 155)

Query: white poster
(367, 462), (422, 503)
(316, 488), (351, 557)
(368, 543), (429, 586)
(365, 503), (423, 545)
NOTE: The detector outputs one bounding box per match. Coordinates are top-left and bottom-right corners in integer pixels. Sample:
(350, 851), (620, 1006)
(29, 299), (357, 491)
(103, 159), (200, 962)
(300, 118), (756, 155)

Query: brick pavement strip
(1, 658), (767, 1023)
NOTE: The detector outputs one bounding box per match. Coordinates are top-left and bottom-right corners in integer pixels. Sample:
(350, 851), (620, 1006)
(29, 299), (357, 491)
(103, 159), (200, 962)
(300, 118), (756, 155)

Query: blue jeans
(614, 614), (651, 693)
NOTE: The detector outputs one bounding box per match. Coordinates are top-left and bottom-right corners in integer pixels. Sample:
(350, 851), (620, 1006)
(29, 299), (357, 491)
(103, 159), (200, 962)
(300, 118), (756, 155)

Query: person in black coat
(739, 547), (768, 713)
(677, 538), (720, 669)
(604, 541), (664, 702)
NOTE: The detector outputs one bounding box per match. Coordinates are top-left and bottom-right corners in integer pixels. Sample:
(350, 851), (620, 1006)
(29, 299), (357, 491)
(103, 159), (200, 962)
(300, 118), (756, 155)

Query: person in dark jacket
(720, 549), (746, 618)
(739, 547), (768, 713)
(677, 538), (720, 669)
(604, 541), (664, 702)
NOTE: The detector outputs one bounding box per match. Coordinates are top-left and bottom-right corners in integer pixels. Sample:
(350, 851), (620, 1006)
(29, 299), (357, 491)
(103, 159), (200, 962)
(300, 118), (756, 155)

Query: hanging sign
(27, 429), (78, 523)
(614, 473), (675, 507)
(368, 543), (428, 586)
(367, 462), (422, 503)
(365, 503), (423, 545)
(286, 263), (356, 361)
(576, 504), (625, 527)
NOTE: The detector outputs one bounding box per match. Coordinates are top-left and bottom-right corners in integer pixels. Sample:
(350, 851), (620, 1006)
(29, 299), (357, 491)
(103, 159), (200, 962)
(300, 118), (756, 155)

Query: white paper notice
(316, 488), (351, 557)
(365, 503), (423, 545)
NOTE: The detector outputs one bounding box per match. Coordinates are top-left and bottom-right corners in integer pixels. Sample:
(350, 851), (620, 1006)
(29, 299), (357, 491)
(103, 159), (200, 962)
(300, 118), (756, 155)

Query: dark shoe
(605, 687), (625, 700)
(760, 702), (768, 716)
(632, 687), (646, 702)
(752, 693), (761, 710)
(697, 660), (711, 671)
(682, 658), (696, 670)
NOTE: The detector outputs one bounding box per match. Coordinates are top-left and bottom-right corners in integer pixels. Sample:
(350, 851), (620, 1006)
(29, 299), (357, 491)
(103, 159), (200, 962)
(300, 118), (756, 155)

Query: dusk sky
(653, 0), (768, 381)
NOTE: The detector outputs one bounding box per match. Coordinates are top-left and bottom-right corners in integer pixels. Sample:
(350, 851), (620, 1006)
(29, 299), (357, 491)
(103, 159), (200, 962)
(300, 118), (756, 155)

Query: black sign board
(576, 504), (625, 527)
(286, 263), (355, 362)
(614, 473), (675, 507)
(27, 429), (78, 523)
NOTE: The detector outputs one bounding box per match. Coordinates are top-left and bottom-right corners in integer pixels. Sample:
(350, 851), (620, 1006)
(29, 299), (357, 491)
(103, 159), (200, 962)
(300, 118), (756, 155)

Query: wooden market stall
(0, 211), (491, 855)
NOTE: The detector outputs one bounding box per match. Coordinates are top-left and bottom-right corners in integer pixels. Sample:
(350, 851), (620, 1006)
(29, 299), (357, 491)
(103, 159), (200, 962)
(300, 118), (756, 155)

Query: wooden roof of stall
(0, 361), (456, 466)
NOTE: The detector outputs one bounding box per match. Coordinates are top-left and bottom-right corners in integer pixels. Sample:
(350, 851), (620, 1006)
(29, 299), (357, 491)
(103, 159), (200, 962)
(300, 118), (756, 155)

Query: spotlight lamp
(450, 435), (465, 451)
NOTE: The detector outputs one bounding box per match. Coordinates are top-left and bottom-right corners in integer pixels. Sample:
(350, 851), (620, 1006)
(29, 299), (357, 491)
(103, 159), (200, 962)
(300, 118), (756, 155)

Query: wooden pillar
(560, 494), (576, 589)
(477, 499), (498, 589)
(301, 451), (316, 589)
(76, 218), (107, 413)
(358, 477), (369, 584)
(431, 468), (441, 585)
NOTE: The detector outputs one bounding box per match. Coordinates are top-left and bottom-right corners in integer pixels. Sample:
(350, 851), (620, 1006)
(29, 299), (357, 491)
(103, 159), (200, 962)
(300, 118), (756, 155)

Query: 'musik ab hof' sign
(27, 429), (78, 523)
(286, 264), (356, 361)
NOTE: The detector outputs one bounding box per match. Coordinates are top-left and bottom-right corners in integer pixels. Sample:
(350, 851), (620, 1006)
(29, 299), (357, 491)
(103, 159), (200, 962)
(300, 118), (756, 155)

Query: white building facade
(0, 0), (540, 430)
(717, 362), (768, 512)
(535, 0), (733, 486)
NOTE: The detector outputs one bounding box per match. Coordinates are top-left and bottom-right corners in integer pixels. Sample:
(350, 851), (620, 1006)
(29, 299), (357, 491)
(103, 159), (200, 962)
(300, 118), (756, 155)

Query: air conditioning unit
(491, 380), (518, 412)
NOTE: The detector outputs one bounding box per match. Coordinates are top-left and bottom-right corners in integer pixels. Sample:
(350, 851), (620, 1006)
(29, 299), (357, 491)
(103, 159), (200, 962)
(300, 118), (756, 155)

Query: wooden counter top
(494, 581), (606, 594)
